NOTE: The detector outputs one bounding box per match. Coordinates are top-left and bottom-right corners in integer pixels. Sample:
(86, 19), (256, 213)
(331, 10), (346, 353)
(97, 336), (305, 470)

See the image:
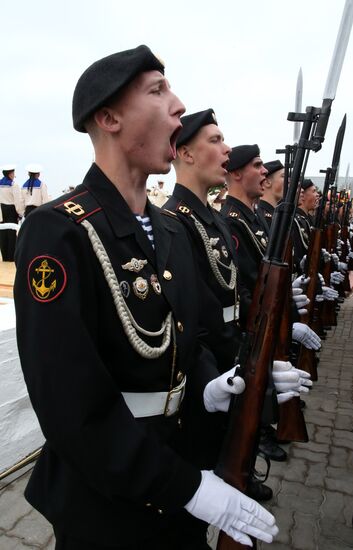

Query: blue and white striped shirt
(135, 214), (155, 249)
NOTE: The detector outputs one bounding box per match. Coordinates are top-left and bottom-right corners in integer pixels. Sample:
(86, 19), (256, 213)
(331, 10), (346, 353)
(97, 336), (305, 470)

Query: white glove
(203, 366), (246, 413)
(295, 367), (313, 389)
(315, 294), (325, 302)
(184, 470), (278, 546)
(346, 251), (353, 261)
(338, 261), (348, 272)
(331, 253), (339, 265)
(273, 360), (312, 394)
(292, 275), (309, 289)
(321, 248), (331, 263)
(292, 322), (321, 350)
(318, 273), (325, 285)
(299, 255), (307, 271)
(292, 288), (310, 314)
(330, 271), (345, 284)
(322, 286), (338, 300)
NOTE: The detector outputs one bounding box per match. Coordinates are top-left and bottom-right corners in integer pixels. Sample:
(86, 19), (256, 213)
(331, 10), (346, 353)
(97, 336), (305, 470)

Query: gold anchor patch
(28, 255), (67, 302)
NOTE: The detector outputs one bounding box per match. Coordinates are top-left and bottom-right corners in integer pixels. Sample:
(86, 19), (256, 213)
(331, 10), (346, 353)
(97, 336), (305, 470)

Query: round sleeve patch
(27, 255), (67, 303)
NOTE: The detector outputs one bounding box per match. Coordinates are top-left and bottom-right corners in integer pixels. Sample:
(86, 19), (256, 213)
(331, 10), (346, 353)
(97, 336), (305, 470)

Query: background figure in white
(0, 165), (21, 261)
(149, 180), (168, 208)
(21, 164), (49, 218)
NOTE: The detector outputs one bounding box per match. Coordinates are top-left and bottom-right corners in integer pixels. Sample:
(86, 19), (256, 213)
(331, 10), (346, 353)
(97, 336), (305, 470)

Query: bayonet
(293, 67), (303, 144)
(315, 0), (353, 144)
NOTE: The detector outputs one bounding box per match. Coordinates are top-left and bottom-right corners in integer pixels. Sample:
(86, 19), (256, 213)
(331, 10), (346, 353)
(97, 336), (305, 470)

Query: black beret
(301, 178), (314, 190)
(263, 160), (284, 176)
(176, 108), (218, 148)
(72, 45), (165, 133)
(227, 144), (260, 172)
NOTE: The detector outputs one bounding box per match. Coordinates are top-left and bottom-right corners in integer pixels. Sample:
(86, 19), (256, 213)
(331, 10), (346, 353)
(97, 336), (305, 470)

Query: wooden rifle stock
(321, 224), (337, 326)
(339, 223), (351, 291)
(216, 261), (288, 550)
(276, 241), (308, 442)
(295, 227), (322, 381)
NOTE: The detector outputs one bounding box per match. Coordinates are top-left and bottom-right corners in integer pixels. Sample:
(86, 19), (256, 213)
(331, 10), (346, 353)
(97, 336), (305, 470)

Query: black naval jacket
(292, 207), (311, 275)
(164, 184), (245, 373)
(256, 200), (275, 232)
(220, 196), (268, 312)
(14, 164), (220, 546)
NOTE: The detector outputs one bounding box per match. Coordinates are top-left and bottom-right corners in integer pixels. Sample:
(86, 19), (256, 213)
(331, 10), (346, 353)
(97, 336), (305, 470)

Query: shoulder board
(175, 201), (193, 216)
(162, 208), (178, 218)
(54, 190), (102, 223)
(227, 208), (239, 219)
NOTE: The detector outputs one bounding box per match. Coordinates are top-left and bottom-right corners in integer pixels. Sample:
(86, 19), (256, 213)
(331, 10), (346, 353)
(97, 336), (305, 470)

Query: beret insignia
(27, 256), (67, 303)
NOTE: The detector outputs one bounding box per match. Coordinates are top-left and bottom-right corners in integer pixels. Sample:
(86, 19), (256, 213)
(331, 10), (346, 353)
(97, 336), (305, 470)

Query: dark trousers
(24, 204), (37, 217)
(54, 512), (210, 550)
(0, 204), (18, 261)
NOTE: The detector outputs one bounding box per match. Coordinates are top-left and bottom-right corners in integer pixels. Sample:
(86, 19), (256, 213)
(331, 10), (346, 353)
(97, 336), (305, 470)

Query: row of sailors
(0, 163), (48, 261)
(12, 46), (352, 547)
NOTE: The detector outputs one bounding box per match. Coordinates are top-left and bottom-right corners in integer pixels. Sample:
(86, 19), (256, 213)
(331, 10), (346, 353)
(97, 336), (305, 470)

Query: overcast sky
(2, 0), (353, 197)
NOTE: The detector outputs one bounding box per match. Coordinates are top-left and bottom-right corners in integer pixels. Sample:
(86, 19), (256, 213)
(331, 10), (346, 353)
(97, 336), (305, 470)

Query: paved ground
(1, 293), (353, 549)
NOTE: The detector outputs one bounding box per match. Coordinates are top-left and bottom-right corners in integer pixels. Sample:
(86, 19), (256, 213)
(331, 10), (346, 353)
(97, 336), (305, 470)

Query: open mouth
(222, 160), (229, 171)
(169, 126), (182, 159)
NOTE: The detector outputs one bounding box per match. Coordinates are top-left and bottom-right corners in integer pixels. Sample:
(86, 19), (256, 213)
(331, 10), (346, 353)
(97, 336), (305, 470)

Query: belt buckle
(164, 377), (186, 417)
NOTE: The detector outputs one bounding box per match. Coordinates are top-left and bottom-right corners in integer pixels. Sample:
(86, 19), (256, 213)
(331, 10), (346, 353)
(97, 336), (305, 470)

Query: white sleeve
(41, 182), (49, 204)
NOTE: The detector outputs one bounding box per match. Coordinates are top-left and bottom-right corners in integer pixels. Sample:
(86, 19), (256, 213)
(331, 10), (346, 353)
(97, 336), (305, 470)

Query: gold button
(176, 371), (184, 382)
(163, 270), (172, 280)
(177, 321), (184, 332)
(157, 508), (163, 514)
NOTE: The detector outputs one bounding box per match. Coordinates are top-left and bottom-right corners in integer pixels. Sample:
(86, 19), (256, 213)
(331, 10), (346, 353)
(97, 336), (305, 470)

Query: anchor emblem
(28, 255), (67, 303)
(32, 260), (57, 299)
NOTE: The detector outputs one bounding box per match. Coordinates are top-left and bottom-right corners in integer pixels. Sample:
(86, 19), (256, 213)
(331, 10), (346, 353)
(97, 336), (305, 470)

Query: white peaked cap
(26, 163), (42, 173)
(1, 164), (16, 171)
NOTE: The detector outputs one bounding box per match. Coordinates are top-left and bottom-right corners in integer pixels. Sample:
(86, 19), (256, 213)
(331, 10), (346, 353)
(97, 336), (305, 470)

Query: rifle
(276, 124), (308, 442)
(297, 115), (346, 379)
(341, 164), (352, 270)
(216, 103), (333, 550)
(338, 191), (352, 289)
(275, 237), (309, 443)
(215, 3), (352, 547)
(321, 184), (338, 326)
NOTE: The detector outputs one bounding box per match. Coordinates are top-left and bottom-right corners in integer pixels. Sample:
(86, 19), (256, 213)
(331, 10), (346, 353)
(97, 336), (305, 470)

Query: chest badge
(150, 274), (162, 295)
(133, 276), (149, 300)
(28, 256), (67, 302)
(120, 280), (130, 298)
(122, 258), (148, 273)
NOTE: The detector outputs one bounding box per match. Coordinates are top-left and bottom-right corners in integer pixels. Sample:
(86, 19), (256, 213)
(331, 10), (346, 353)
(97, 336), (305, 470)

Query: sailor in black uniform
(14, 46), (277, 550)
(221, 145), (270, 298)
(256, 160), (284, 232)
(221, 145), (288, 462)
(164, 109), (273, 501)
(293, 178), (317, 274)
